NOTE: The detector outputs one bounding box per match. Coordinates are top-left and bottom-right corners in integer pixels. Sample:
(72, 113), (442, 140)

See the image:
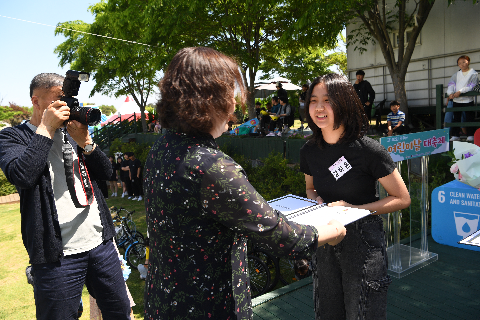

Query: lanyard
(62, 130), (94, 208)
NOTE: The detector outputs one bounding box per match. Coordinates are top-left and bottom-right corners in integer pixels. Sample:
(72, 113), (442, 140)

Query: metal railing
(435, 84), (480, 129)
(92, 113), (138, 150)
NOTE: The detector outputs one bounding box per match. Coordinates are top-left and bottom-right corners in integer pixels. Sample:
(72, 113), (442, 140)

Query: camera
(61, 70), (101, 126)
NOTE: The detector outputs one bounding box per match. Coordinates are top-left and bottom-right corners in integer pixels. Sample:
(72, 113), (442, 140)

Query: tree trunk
(247, 67), (256, 119)
(390, 72), (409, 124)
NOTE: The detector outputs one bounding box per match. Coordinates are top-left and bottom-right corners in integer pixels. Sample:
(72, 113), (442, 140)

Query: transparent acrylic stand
(384, 156), (438, 278)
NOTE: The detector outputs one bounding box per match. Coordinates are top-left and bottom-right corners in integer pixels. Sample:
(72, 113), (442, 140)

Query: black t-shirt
(300, 136), (395, 205)
(129, 158), (142, 179)
(121, 159), (131, 178)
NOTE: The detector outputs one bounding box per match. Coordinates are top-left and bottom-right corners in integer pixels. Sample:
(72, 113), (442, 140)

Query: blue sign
(432, 179), (480, 252)
(380, 129), (449, 162)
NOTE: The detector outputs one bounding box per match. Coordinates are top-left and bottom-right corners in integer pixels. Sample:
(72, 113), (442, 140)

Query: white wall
(346, 1), (480, 108)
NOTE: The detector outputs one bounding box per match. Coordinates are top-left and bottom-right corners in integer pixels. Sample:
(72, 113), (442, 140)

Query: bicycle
(111, 208), (146, 268)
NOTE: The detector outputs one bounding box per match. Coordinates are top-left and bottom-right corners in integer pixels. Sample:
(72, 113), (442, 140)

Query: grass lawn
(0, 194), (148, 320)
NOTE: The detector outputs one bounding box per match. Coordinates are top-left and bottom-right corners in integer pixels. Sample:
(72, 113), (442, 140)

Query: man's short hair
(356, 70), (365, 76)
(255, 101), (261, 106)
(278, 96), (288, 104)
(389, 100), (400, 107)
(30, 73), (64, 98)
(302, 84), (309, 89)
(272, 96), (279, 102)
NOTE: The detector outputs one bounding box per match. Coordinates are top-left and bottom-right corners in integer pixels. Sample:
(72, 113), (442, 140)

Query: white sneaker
(450, 136), (460, 141)
(128, 196), (133, 200)
(132, 197), (138, 201)
(137, 196), (143, 201)
(467, 136), (474, 142)
(121, 193), (125, 198)
(111, 192), (115, 197)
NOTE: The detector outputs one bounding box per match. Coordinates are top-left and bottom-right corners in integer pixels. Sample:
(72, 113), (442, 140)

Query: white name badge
(328, 156), (352, 180)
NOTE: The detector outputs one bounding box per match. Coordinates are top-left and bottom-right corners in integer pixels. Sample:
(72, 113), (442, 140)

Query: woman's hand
(326, 220), (346, 246)
(315, 196), (324, 204)
(328, 200), (352, 208)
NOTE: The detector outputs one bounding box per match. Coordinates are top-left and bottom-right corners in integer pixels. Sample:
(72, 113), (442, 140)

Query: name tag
(328, 156), (352, 180)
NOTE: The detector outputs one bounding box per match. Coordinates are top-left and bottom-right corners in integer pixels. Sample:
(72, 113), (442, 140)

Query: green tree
(288, 0), (476, 122)
(54, 0), (164, 132)
(98, 104), (117, 116)
(144, 0), (325, 119)
(0, 103), (31, 127)
(260, 43), (346, 86)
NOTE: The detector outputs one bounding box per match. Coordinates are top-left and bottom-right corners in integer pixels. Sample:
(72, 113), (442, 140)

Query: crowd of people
(1, 48), (478, 320)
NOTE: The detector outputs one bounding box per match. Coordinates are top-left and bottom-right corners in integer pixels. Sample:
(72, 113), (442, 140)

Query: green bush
(0, 170), (17, 196)
(229, 151), (306, 201)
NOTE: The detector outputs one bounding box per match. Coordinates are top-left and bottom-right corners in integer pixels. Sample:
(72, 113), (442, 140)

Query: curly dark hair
(305, 73), (369, 148)
(157, 47), (246, 135)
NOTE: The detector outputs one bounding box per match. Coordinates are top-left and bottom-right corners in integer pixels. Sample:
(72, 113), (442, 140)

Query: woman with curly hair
(143, 47), (346, 319)
(300, 74), (411, 319)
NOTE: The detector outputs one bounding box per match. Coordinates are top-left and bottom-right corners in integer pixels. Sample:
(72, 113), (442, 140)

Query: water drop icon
(462, 222), (471, 233)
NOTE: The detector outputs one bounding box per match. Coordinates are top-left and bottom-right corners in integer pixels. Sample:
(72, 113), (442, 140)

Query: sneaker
(137, 196), (143, 201)
(450, 136), (460, 141)
(132, 197), (138, 201)
(121, 193), (125, 198)
(111, 192), (116, 197)
(467, 136), (474, 142)
(128, 196), (133, 200)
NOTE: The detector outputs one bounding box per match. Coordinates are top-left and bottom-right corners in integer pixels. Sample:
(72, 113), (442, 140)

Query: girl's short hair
(457, 55), (470, 65)
(305, 73), (369, 148)
(157, 47), (246, 135)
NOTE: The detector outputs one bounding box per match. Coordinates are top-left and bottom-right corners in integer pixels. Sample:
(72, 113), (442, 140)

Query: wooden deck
(252, 237), (480, 319)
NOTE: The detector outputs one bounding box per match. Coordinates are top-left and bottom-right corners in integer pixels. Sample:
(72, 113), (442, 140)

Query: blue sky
(0, 0), (158, 109)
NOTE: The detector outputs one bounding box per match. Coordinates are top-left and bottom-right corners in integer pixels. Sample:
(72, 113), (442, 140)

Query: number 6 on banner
(438, 191), (445, 203)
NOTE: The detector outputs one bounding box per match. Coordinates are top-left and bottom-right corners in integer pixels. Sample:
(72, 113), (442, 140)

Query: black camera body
(61, 70), (101, 126)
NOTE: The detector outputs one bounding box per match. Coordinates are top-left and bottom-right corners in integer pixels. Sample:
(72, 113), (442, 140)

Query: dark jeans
(452, 101), (475, 136)
(364, 103), (373, 121)
(313, 215), (391, 320)
(130, 177), (142, 197)
(31, 240), (131, 320)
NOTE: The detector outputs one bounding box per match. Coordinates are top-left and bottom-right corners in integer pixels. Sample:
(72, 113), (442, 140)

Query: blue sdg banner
(380, 129), (449, 161)
(230, 118), (259, 135)
(432, 180), (480, 252)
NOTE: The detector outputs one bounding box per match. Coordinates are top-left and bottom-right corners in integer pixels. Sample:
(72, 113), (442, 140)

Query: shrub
(0, 170), (17, 196)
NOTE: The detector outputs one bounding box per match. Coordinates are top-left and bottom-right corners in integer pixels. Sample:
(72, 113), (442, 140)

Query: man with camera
(0, 73), (131, 319)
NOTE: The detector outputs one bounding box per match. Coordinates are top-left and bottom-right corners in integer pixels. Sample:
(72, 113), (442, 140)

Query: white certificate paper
(268, 194), (372, 226)
(459, 229), (480, 247)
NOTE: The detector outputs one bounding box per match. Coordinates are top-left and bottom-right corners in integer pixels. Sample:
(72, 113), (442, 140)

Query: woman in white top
(447, 55), (478, 141)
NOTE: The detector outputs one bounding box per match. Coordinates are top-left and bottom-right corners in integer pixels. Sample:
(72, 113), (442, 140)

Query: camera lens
(70, 105), (101, 126)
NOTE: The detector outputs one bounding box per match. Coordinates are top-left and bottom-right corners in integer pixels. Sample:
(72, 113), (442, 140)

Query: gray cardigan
(0, 123), (115, 264)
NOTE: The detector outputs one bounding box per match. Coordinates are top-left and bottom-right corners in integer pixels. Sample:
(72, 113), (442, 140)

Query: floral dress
(143, 130), (318, 320)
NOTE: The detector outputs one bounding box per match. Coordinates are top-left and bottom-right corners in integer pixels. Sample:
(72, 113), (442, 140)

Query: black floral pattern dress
(143, 130), (318, 320)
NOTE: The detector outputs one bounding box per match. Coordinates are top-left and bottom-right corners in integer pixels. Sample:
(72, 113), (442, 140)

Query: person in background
(447, 55), (479, 142)
(387, 100), (405, 136)
(108, 156), (119, 197)
(276, 96), (293, 133)
(299, 83), (309, 130)
(143, 47), (346, 319)
(120, 153), (131, 198)
(0, 73), (131, 319)
(127, 152), (142, 201)
(276, 82), (288, 104)
(301, 73), (410, 320)
(269, 96), (281, 132)
(353, 70), (375, 122)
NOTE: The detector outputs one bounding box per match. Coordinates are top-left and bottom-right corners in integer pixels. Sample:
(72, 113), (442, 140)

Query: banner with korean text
(380, 129), (449, 162)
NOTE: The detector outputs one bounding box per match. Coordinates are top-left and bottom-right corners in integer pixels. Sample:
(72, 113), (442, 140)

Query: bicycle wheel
(249, 248), (280, 292)
(126, 242), (147, 268)
(248, 255), (271, 298)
